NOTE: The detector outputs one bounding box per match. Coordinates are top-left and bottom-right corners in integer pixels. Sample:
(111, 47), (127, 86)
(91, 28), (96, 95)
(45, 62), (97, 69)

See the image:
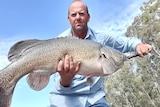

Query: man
(49, 0), (152, 107)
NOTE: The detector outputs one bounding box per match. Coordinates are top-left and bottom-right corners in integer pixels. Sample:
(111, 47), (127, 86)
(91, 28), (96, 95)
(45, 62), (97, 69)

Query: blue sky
(0, 0), (148, 107)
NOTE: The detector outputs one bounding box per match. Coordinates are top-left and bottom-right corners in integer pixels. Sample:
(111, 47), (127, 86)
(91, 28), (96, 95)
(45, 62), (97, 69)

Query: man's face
(68, 1), (90, 32)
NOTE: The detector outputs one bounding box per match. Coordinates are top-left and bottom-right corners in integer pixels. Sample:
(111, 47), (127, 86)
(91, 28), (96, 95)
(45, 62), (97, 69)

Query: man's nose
(75, 14), (80, 20)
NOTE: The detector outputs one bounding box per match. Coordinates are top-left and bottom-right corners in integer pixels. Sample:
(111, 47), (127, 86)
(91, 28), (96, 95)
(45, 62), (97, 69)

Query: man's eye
(71, 14), (76, 17)
(79, 13), (85, 16)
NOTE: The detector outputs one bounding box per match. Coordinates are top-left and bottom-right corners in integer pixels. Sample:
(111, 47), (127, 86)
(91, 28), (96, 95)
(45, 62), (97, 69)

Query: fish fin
(86, 74), (99, 84)
(27, 70), (51, 91)
(86, 76), (93, 83)
(86, 74), (99, 83)
(8, 39), (42, 62)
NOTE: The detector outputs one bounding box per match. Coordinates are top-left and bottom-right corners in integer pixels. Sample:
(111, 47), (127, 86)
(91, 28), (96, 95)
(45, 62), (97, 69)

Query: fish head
(99, 45), (127, 75)
(77, 44), (127, 76)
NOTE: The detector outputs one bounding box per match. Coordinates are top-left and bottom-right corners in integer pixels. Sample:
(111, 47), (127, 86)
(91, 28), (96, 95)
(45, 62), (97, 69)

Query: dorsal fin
(8, 39), (41, 62)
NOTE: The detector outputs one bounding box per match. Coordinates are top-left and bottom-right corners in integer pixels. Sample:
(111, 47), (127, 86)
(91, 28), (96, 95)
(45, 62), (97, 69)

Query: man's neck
(71, 28), (88, 39)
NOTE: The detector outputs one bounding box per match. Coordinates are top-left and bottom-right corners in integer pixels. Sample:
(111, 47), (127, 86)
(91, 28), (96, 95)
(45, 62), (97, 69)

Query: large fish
(0, 36), (136, 107)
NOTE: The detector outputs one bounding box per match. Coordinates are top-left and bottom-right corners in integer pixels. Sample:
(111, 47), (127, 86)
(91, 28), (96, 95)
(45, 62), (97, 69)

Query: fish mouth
(109, 55), (125, 67)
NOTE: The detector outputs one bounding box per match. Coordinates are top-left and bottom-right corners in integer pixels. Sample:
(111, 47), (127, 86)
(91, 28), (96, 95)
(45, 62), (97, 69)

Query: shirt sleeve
(96, 33), (142, 53)
(52, 73), (94, 94)
(52, 73), (72, 94)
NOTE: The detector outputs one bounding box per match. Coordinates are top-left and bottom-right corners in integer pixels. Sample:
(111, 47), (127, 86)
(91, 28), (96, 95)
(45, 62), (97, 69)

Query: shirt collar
(68, 27), (94, 39)
(85, 27), (92, 39)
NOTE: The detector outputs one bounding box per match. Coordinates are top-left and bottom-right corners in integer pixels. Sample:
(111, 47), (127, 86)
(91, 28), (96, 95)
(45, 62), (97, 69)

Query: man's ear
(87, 13), (90, 22)
(68, 16), (71, 24)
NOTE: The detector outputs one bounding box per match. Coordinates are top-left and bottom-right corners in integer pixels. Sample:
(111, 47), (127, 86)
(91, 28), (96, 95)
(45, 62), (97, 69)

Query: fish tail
(0, 85), (15, 107)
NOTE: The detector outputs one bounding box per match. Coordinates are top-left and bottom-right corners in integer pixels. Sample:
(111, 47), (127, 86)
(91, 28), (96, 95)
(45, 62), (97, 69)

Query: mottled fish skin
(0, 36), (127, 107)
(0, 86), (15, 107)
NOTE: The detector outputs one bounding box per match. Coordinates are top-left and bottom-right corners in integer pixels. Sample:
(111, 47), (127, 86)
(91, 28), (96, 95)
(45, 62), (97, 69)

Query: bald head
(67, 0), (90, 39)
(68, 0), (89, 15)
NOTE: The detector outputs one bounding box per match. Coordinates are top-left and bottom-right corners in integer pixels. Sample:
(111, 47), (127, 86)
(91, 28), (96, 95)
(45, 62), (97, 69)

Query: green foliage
(142, 12), (151, 23)
(105, 0), (160, 106)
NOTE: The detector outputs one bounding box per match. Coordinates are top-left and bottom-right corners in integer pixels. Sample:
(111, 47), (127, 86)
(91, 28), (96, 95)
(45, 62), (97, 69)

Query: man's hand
(56, 55), (81, 87)
(136, 43), (152, 57)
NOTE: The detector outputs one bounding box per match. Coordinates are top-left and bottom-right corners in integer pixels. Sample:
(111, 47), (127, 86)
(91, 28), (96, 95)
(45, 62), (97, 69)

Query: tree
(105, 0), (160, 106)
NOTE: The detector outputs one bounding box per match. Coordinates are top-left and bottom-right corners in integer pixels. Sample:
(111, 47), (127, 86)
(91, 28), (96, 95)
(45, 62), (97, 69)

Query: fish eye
(100, 54), (106, 58)
(102, 54), (106, 58)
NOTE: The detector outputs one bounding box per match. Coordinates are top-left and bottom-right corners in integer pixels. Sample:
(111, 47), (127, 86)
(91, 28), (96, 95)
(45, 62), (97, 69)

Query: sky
(0, 0), (148, 107)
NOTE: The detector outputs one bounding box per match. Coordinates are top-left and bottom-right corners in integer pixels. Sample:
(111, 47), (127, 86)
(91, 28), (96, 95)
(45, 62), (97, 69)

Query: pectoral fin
(27, 70), (51, 91)
(86, 76), (93, 83)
